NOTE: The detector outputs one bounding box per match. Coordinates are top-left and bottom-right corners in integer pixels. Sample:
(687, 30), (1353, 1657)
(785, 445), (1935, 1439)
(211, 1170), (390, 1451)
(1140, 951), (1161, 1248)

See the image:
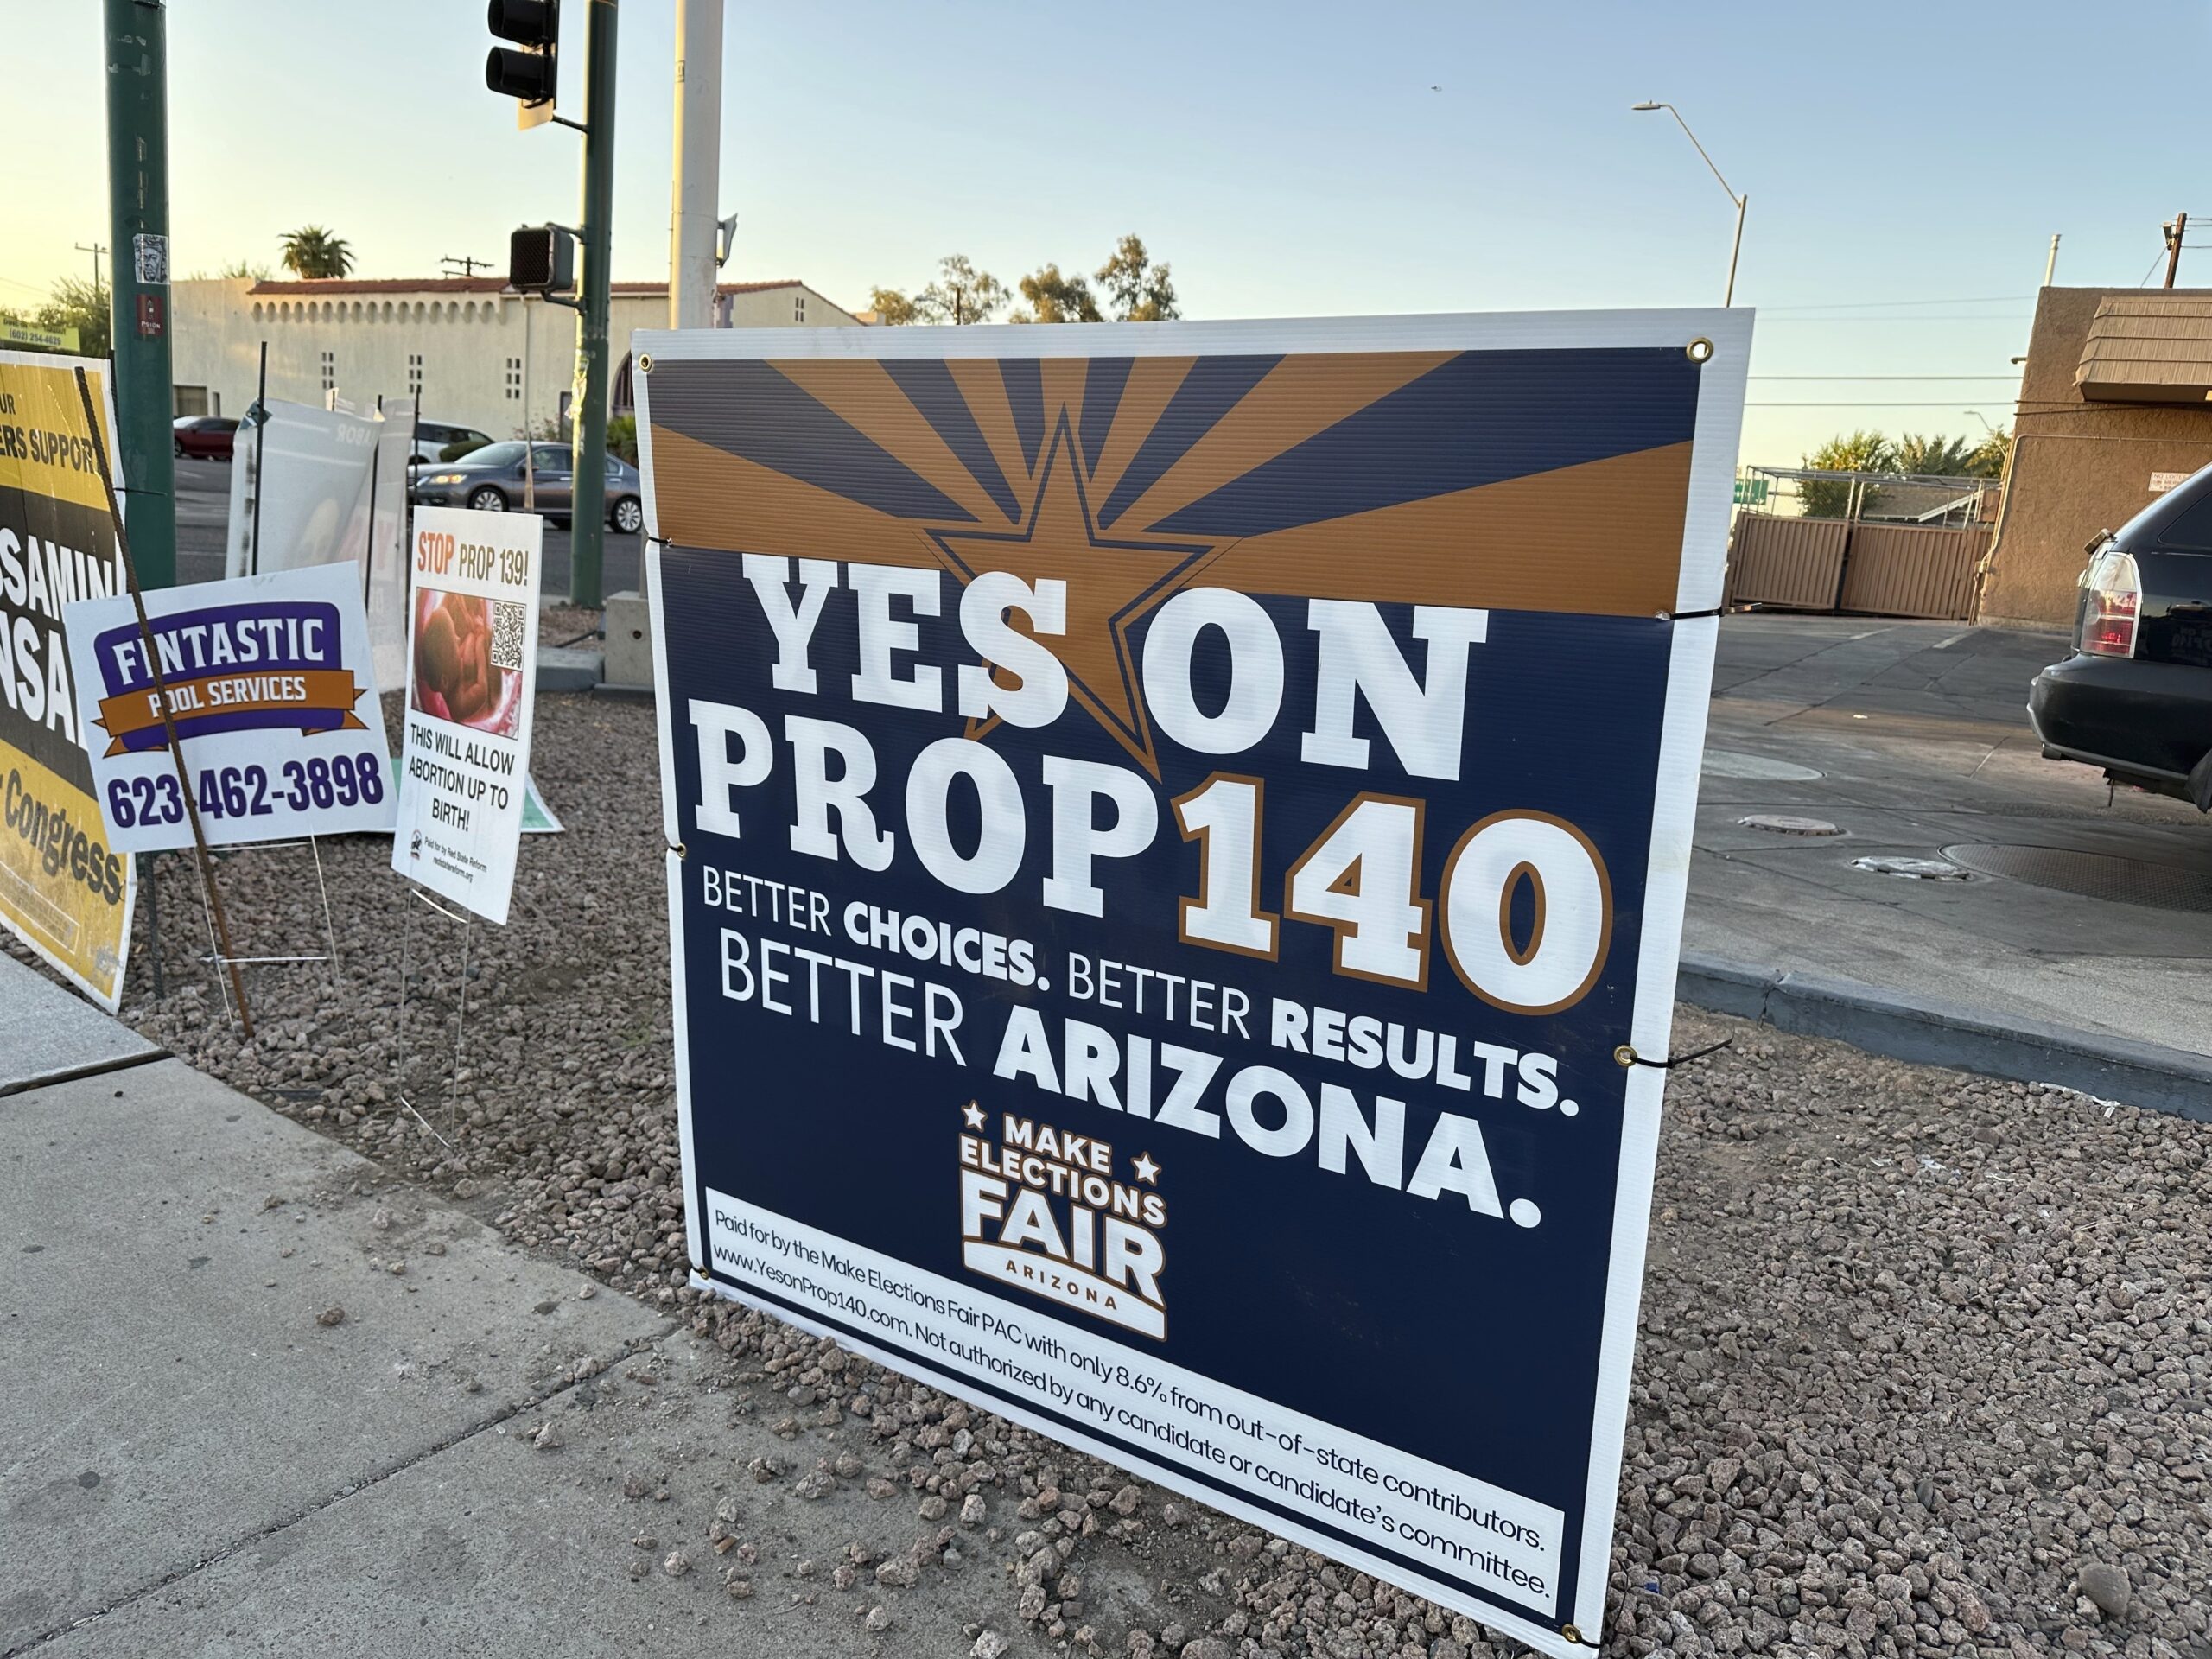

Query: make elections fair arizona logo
(90, 601), (371, 755)
(960, 1100), (1169, 1339)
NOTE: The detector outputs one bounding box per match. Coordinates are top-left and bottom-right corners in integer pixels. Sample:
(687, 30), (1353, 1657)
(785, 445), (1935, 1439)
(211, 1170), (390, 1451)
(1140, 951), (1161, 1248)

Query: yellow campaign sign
(0, 321), (82, 354)
(0, 351), (134, 1008)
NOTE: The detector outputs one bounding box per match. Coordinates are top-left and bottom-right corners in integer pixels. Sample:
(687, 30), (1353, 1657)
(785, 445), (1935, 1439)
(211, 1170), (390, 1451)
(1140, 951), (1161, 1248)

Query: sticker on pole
(63, 563), (396, 850)
(390, 505), (540, 924)
(638, 311), (1749, 1656)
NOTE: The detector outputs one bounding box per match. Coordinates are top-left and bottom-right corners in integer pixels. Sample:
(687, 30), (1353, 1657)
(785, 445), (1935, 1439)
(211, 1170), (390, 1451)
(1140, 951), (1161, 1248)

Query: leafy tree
(1967, 428), (2012, 480)
(0, 276), (111, 357)
(1015, 264), (1102, 324)
(604, 414), (638, 464)
(1798, 429), (1894, 518)
(220, 257), (274, 282)
(1096, 233), (1179, 321)
(868, 287), (923, 326)
(277, 226), (354, 279)
(916, 255), (1005, 326)
(1892, 432), (1976, 477)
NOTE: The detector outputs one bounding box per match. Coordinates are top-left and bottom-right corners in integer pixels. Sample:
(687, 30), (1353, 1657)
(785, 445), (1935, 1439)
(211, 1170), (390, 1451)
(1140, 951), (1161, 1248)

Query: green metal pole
(567, 0), (618, 608)
(103, 0), (176, 588)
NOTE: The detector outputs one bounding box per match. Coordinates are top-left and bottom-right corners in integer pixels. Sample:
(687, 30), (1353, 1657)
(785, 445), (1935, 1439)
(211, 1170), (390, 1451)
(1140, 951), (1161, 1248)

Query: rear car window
(2152, 489), (2212, 551)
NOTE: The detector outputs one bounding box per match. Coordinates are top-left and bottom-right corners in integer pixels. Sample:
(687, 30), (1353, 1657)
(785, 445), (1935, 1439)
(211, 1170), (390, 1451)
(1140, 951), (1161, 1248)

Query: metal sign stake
(75, 366), (255, 1039)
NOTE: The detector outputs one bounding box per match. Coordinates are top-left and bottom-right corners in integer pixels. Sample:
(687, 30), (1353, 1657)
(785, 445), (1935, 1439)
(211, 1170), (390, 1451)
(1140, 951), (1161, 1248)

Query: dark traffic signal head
(486, 0), (556, 107)
(508, 226), (576, 296)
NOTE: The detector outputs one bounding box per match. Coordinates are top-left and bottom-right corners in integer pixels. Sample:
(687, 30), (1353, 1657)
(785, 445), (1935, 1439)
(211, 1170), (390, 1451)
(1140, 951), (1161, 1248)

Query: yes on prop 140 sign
(636, 311), (1748, 1658)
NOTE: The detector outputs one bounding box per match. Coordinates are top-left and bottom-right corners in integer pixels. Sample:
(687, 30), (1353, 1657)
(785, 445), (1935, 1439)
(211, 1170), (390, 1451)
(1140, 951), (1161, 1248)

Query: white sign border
(639, 307), (1752, 1658)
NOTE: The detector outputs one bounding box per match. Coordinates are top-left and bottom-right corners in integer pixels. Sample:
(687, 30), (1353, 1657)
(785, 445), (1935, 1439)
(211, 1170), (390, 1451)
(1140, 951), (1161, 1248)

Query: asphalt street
(169, 454), (644, 599)
(1695, 615), (2212, 1058)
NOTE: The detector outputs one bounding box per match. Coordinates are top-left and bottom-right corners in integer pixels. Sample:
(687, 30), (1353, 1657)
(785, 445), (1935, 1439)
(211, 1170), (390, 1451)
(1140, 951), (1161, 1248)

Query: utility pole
(75, 241), (108, 292)
(567, 0), (617, 608)
(102, 0), (175, 588)
(2164, 212), (2188, 289)
(441, 254), (495, 277)
(669, 0), (723, 331)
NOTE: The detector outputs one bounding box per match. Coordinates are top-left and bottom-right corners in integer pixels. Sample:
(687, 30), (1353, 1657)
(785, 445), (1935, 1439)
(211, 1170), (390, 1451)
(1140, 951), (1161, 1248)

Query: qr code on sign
(489, 599), (527, 672)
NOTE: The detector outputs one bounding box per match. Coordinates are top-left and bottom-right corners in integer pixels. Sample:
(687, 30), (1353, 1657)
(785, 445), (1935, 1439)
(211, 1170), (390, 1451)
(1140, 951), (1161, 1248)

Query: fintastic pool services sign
(64, 562), (395, 850)
(639, 312), (1748, 1656)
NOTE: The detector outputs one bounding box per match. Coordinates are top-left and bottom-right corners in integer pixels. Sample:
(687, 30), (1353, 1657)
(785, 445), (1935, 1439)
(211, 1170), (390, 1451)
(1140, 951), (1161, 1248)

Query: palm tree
(1892, 432), (1976, 477)
(278, 226), (355, 280)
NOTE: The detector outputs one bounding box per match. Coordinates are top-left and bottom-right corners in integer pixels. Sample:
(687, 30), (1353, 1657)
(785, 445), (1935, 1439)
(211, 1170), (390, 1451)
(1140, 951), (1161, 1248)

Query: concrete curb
(1676, 952), (2212, 1122)
(535, 644), (604, 692)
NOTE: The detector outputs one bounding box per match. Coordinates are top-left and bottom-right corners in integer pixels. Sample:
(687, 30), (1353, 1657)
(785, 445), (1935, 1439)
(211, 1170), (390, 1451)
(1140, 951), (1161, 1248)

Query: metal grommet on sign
(637, 353), (653, 374)
(1685, 336), (1714, 364)
(1613, 1044), (1637, 1068)
(671, 842), (688, 860)
(1561, 1624), (1587, 1647)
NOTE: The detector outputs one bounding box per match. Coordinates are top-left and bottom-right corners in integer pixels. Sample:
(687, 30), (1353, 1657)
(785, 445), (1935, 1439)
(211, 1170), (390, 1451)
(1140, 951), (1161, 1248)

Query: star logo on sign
(929, 411), (1214, 779)
(1130, 1151), (1160, 1186)
(962, 1101), (987, 1130)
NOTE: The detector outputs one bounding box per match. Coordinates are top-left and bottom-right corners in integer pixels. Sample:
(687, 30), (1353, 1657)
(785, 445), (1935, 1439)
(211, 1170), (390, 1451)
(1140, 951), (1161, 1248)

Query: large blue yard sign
(639, 311), (1748, 1656)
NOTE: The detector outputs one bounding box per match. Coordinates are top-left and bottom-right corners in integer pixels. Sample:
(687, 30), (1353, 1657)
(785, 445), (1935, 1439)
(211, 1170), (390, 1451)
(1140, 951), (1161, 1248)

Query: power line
(1745, 400), (2021, 408)
(1747, 374), (2018, 381)
(1757, 315), (2030, 325)
(1753, 295), (2033, 313)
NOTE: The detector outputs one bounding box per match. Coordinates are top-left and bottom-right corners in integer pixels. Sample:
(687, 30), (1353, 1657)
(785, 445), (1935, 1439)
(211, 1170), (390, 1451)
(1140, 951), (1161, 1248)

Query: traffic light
(508, 225), (576, 296)
(486, 0), (557, 121)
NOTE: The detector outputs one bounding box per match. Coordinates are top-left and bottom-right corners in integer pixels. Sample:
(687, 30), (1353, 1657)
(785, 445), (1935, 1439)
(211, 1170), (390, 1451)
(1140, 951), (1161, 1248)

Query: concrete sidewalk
(1687, 617), (2212, 1095)
(0, 974), (1054, 1658)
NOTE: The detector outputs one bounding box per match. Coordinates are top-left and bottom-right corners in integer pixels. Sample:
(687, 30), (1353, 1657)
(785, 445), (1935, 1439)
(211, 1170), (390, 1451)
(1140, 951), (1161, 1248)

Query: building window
(505, 357), (522, 400)
(320, 350), (335, 393)
(793, 294), (806, 322)
(407, 353), (423, 397)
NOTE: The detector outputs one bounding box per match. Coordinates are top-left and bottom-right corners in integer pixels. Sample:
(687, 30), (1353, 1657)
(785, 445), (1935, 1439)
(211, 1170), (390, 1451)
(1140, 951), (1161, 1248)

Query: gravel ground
(13, 685), (2209, 1659)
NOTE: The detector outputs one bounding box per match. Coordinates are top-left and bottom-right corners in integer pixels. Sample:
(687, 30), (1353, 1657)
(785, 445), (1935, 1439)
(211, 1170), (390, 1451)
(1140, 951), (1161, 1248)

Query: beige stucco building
(1980, 286), (2212, 629)
(166, 274), (862, 435)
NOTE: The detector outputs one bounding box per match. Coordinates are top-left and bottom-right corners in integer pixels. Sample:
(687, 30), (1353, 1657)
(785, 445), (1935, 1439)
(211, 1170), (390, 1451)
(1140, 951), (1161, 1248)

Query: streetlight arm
(1642, 101), (1742, 207)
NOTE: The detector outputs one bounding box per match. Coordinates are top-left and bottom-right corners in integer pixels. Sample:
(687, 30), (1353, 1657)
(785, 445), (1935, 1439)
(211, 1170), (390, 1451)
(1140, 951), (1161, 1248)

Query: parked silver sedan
(409, 441), (645, 532)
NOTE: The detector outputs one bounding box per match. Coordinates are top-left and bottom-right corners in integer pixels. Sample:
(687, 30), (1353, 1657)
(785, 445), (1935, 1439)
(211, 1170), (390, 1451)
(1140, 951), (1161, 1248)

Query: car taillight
(2080, 548), (2140, 658)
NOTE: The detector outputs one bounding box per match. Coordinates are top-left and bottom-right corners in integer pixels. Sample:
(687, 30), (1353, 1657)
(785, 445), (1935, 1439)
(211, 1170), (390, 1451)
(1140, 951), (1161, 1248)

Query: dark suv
(2029, 466), (2212, 810)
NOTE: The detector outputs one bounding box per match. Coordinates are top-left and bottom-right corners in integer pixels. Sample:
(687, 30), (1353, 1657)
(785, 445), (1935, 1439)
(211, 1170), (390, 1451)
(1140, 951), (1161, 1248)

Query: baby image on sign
(390, 505), (540, 925)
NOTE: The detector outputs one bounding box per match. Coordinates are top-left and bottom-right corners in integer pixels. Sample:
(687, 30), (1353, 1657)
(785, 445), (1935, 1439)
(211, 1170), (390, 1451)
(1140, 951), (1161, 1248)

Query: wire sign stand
(392, 880), (476, 1151)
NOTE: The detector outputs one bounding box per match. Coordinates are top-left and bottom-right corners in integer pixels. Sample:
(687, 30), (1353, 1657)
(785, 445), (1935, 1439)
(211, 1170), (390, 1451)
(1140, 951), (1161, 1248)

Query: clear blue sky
(10, 0), (2209, 463)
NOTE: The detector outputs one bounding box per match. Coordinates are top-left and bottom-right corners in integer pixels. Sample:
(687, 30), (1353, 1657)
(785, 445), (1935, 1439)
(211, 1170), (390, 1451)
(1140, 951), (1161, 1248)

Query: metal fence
(1725, 467), (2000, 621)
(1736, 467), (1999, 529)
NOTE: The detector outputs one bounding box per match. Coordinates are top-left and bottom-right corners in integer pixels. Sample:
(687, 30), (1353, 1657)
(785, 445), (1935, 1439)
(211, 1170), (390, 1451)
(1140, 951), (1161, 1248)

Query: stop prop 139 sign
(636, 309), (1748, 1656)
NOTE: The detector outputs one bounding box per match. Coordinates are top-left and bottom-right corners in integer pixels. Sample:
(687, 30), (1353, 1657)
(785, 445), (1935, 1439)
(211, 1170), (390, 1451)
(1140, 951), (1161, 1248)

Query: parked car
(172, 415), (238, 460)
(409, 440), (645, 533)
(406, 420), (495, 467)
(2028, 465), (2212, 811)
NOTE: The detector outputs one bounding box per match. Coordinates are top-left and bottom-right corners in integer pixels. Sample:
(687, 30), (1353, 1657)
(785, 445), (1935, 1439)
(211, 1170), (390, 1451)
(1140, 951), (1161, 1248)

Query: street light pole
(1632, 100), (1746, 307)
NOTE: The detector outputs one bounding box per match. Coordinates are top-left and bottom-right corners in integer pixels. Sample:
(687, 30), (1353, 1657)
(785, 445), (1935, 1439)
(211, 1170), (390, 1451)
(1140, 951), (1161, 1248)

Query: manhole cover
(1941, 844), (2212, 912)
(1739, 814), (1843, 836)
(1853, 855), (1972, 880)
(1703, 750), (1823, 783)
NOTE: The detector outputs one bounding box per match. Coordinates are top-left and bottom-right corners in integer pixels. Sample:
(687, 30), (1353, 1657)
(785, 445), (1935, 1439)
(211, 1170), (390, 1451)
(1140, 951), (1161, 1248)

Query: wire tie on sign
(1613, 1037), (1733, 1071)
(1659, 606), (1727, 622)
